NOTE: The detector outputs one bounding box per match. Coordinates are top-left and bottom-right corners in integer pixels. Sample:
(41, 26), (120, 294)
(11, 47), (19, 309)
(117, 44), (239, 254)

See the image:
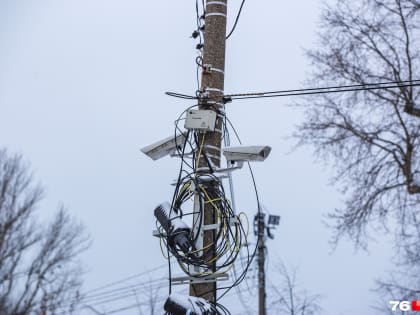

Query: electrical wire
(165, 79), (420, 102)
(226, 0), (246, 39)
(51, 277), (168, 314)
(48, 264), (170, 314)
(83, 263), (167, 295)
(225, 79), (420, 100)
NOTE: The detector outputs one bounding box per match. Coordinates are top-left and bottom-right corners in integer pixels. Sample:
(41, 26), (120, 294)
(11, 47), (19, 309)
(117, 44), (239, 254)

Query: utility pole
(189, 0), (228, 303)
(254, 210), (280, 315)
(257, 212), (266, 315)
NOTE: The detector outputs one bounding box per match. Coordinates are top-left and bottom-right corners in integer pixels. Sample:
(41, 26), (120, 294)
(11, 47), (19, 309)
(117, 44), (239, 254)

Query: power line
(53, 279), (168, 314)
(50, 265), (169, 314)
(80, 278), (166, 304)
(103, 303), (141, 314)
(83, 263), (167, 295)
(165, 79), (420, 102)
(225, 80), (420, 100)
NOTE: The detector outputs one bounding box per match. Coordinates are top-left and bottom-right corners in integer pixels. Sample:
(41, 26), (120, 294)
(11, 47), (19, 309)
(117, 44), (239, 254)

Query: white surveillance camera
(141, 133), (187, 161)
(223, 146), (271, 164)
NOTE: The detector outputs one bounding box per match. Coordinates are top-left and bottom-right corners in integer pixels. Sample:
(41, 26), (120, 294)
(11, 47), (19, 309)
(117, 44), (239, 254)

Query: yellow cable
(196, 134), (206, 166)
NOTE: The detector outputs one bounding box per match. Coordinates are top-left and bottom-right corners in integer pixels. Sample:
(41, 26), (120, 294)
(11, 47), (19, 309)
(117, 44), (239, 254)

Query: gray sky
(0, 1), (396, 314)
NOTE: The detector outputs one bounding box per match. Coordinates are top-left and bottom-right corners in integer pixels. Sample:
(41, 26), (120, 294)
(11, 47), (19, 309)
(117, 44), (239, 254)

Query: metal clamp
(171, 273), (229, 286)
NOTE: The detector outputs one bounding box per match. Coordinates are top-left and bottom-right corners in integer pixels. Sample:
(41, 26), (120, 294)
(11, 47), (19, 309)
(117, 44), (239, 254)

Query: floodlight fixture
(268, 215), (281, 226)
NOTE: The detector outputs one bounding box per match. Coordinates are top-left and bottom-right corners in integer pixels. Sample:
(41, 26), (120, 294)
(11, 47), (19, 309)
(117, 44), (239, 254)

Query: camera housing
(223, 145), (271, 164)
(141, 133), (187, 161)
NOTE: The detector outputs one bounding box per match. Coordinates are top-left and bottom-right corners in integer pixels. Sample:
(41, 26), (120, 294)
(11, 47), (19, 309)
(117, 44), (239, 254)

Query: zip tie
(204, 153), (221, 161)
(196, 166), (213, 172)
(204, 145), (222, 152)
(206, 1), (227, 7)
(210, 67), (224, 75)
(207, 101), (224, 106)
(206, 87), (224, 93)
(206, 12), (227, 18)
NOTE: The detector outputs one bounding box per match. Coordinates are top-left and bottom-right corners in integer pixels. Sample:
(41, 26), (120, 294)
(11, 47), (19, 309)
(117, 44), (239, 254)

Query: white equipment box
(185, 110), (217, 131)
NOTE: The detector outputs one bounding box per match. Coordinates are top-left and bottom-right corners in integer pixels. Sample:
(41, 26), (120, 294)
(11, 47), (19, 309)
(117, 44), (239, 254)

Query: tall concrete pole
(189, 0), (228, 303)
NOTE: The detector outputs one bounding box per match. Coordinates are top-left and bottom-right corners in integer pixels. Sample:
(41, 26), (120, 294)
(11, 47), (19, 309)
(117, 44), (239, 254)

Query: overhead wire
(226, 0), (246, 39)
(52, 277), (168, 314)
(165, 79), (420, 102)
(82, 263), (168, 295)
(225, 79), (420, 100)
(48, 264), (170, 314)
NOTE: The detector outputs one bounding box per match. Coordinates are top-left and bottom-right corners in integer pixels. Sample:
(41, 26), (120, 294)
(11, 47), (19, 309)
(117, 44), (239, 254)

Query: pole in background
(257, 211), (266, 315)
(254, 209), (281, 315)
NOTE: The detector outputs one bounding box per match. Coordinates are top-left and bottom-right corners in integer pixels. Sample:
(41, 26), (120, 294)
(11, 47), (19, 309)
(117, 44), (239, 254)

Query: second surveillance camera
(223, 145), (271, 163)
(141, 133), (187, 161)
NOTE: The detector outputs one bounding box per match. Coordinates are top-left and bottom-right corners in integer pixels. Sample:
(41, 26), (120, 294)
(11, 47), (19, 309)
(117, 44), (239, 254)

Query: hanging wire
(226, 0), (246, 39)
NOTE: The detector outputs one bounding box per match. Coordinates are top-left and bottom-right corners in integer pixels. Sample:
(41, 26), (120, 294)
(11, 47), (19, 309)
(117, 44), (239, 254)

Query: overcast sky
(0, 1), (396, 314)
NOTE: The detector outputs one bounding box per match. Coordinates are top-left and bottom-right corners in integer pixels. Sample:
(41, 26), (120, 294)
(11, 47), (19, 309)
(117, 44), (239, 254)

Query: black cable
(168, 128), (192, 294)
(226, 80), (420, 100)
(165, 79), (420, 102)
(226, 0), (246, 39)
(229, 79), (420, 96)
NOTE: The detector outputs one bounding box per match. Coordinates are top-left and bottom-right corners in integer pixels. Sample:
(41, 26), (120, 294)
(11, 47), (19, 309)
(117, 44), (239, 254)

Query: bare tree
(133, 276), (163, 315)
(374, 266), (420, 314)
(295, 0), (420, 311)
(269, 262), (322, 315)
(296, 0), (420, 247)
(373, 212), (420, 314)
(0, 148), (90, 315)
(408, 0), (420, 9)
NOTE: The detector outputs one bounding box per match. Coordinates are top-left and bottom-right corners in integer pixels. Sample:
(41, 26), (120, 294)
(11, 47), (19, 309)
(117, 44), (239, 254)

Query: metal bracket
(202, 218), (238, 231)
(170, 173), (229, 186)
(171, 273), (229, 286)
(152, 230), (166, 238)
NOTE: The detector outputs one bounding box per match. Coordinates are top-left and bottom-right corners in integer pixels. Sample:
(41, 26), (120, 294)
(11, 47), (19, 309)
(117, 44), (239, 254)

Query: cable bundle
(154, 106), (250, 275)
(156, 173), (249, 276)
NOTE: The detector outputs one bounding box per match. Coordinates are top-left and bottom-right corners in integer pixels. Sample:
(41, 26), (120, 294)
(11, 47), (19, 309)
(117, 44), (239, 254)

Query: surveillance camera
(222, 145), (271, 163)
(141, 133), (187, 161)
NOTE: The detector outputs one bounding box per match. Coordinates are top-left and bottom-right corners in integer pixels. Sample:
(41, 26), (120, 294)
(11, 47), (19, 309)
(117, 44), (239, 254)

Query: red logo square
(412, 300), (420, 311)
